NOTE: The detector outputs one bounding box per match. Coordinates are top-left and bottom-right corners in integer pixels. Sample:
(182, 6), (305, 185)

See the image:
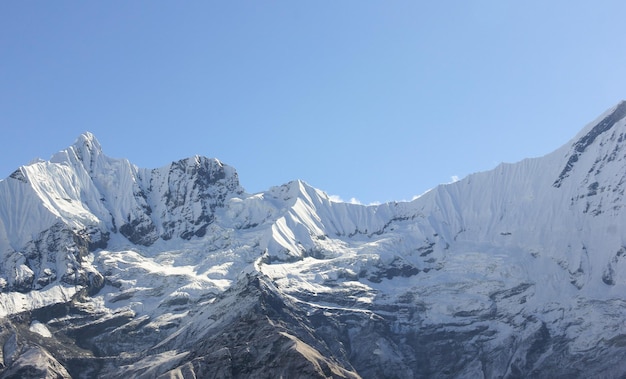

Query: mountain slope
(2, 102), (626, 378)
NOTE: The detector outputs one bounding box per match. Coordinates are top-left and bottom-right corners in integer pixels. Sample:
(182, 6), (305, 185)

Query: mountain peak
(572, 100), (626, 154)
(71, 131), (104, 166)
(553, 101), (626, 188)
(49, 131), (107, 172)
(73, 131), (102, 152)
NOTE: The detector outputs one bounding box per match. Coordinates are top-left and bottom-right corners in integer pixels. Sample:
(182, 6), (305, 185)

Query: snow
(0, 285), (79, 318)
(2, 103), (626, 374)
(29, 321), (52, 338)
(119, 350), (190, 378)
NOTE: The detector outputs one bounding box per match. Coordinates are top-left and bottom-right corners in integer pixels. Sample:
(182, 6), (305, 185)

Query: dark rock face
(158, 156), (240, 241)
(0, 275), (362, 379)
(118, 218), (157, 246)
(1, 223), (108, 293)
(162, 276), (361, 379)
(8, 169), (27, 184)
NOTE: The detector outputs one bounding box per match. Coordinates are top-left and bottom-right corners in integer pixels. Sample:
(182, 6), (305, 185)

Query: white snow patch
(29, 321), (52, 338)
(0, 285), (79, 318)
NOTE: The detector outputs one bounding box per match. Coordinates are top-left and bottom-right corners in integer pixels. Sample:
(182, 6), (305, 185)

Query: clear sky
(2, 2), (626, 204)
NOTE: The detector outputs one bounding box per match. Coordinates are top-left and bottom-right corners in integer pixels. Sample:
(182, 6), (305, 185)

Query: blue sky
(2, 2), (626, 204)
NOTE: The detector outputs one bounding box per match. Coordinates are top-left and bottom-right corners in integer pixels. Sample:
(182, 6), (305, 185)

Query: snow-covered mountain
(2, 102), (626, 378)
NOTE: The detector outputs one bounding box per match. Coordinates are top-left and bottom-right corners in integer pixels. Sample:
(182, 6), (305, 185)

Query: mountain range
(2, 102), (626, 378)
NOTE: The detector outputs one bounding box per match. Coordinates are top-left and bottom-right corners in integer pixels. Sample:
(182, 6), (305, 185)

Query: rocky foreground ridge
(2, 102), (626, 378)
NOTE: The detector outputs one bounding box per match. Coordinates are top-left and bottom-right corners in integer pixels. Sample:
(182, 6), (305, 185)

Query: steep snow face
(421, 101), (626, 291)
(255, 102), (626, 377)
(2, 102), (626, 378)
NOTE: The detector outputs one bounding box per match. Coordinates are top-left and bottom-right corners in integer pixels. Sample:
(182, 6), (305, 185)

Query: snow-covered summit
(554, 99), (626, 187)
(50, 131), (104, 169)
(0, 133), (243, 293)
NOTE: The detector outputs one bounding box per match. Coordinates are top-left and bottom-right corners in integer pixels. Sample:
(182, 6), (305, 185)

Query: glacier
(1, 102), (626, 377)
